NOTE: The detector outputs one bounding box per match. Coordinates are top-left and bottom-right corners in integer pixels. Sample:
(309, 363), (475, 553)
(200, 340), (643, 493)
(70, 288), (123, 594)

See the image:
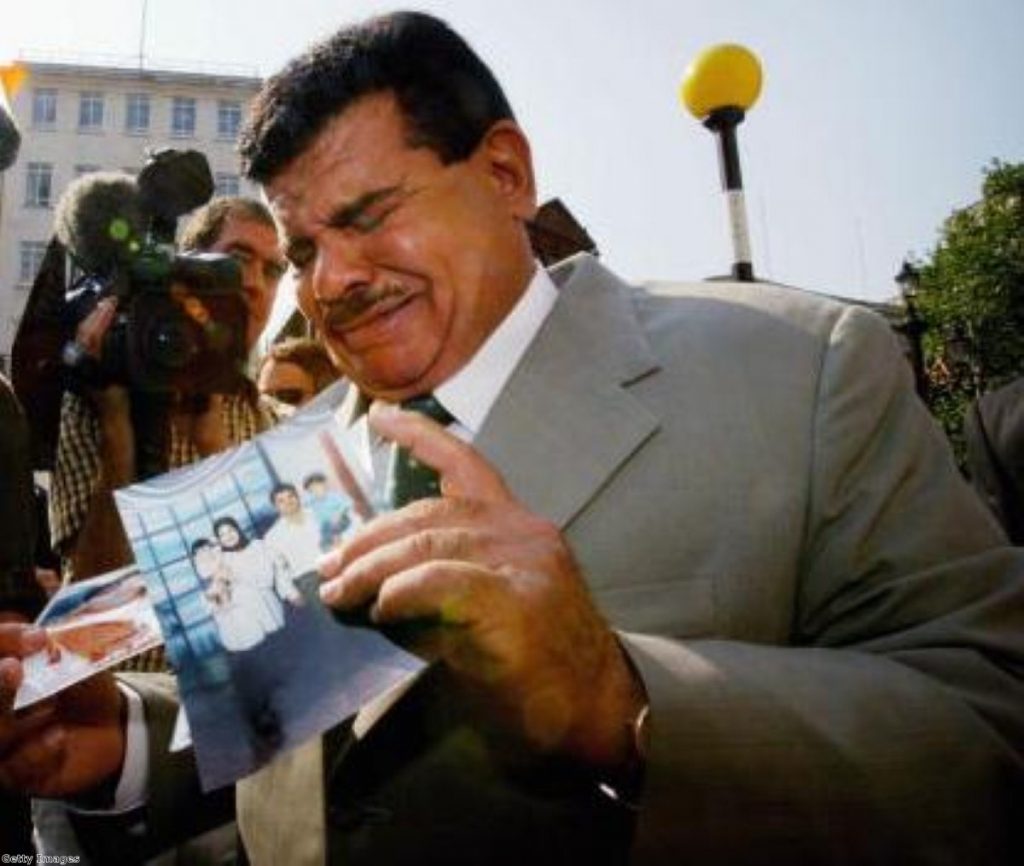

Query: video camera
(58, 148), (247, 395)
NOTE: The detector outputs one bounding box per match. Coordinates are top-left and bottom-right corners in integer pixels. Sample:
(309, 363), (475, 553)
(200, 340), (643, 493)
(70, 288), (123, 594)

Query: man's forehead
(265, 93), (418, 221)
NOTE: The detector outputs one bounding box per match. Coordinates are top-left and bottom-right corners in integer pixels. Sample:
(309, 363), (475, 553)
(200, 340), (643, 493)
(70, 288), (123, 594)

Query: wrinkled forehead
(264, 93), (420, 228)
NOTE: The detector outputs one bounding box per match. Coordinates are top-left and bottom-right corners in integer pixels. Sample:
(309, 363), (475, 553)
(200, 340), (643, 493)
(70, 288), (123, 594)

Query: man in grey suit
(2, 11), (1023, 865)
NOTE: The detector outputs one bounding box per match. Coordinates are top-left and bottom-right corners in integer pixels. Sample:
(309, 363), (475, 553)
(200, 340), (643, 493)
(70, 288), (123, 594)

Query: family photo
(114, 390), (421, 789)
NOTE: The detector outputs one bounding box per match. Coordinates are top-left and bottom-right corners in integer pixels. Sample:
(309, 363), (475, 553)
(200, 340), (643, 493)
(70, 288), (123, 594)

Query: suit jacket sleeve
(622, 305), (1024, 865)
(69, 672), (235, 861)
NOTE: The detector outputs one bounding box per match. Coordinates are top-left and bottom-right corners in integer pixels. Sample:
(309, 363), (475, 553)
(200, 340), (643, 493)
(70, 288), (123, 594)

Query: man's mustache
(320, 282), (410, 330)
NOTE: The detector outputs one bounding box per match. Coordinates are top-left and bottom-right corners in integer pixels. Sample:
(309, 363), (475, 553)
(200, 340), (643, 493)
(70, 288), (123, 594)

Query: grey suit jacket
(99, 255), (1024, 865)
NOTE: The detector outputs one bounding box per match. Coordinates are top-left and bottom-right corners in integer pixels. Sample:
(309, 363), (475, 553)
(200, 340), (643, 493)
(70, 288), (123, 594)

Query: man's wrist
(597, 700), (650, 810)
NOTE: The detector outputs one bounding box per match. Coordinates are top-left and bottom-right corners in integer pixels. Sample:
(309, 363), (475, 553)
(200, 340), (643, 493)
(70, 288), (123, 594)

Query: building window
(171, 97), (196, 138)
(32, 88), (57, 128)
(125, 93), (150, 134)
(24, 162), (53, 208)
(18, 241), (49, 285)
(78, 91), (104, 131)
(217, 101), (242, 140)
(75, 163), (102, 177)
(214, 172), (240, 197)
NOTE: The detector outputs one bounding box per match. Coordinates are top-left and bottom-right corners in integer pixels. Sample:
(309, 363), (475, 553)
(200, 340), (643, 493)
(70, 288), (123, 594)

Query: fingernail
(369, 401), (400, 420)
(319, 581), (343, 606)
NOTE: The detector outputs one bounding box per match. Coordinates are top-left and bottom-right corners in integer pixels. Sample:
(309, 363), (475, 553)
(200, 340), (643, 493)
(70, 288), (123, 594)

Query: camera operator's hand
(75, 298), (135, 486)
(0, 624), (125, 798)
(68, 299), (135, 578)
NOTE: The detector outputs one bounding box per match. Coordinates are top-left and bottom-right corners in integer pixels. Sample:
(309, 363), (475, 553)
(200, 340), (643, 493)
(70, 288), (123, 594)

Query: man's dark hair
(179, 196), (275, 253)
(303, 472), (327, 489)
(270, 482), (299, 504)
(240, 11), (515, 183)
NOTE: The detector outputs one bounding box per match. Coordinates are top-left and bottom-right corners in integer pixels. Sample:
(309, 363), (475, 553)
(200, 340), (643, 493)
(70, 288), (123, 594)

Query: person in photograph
(213, 517), (302, 635)
(190, 538), (286, 765)
(263, 482), (324, 573)
(302, 472), (355, 550)
(191, 539), (269, 653)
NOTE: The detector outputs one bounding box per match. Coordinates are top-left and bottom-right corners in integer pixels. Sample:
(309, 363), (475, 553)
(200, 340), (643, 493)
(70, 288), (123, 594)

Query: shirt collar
(434, 263), (557, 436)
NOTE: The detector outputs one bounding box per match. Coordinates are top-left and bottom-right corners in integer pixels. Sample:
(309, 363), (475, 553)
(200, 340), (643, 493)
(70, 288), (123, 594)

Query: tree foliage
(914, 160), (1024, 457)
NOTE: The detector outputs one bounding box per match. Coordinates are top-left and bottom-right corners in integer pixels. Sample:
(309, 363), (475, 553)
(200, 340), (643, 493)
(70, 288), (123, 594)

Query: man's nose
(241, 257), (270, 294)
(311, 233), (374, 302)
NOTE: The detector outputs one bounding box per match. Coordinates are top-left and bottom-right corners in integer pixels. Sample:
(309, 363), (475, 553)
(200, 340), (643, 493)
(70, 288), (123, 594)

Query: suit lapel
(476, 255), (661, 528)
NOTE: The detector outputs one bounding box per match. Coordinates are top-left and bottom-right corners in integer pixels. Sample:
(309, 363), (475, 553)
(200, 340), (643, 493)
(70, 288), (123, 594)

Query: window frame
(18, 240), (50, 285)
(171, 96), (197, 138)
(78, 91), (105, 132)
(125, 92), (151, 134)
(24, 162), (54, 208)
(217, 100), (242, 141)
(31, 88), (58, 129)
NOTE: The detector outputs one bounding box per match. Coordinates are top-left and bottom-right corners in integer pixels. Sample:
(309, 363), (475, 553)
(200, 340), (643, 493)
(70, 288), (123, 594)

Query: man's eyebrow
(224, 239), (286, 267)
(281, 185), (409, 263)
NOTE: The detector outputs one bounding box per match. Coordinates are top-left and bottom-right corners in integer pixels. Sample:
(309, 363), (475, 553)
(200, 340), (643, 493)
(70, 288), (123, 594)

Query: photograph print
(114, 393), (423, 790)
(15, 565), (162, 710)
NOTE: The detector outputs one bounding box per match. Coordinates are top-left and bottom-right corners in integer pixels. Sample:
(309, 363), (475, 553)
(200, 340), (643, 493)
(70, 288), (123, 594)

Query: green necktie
(386, 394), (455, 508)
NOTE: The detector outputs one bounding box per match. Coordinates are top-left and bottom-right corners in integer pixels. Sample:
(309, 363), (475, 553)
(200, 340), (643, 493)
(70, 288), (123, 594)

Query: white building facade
(0, 60), (262, 371)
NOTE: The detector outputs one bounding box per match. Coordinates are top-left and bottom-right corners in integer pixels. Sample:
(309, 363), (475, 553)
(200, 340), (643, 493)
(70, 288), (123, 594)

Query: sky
(3, 0), (1023, 302)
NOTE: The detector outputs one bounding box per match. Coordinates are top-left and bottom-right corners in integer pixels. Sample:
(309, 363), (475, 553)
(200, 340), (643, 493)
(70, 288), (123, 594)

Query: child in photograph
(302, 472), (355, 551)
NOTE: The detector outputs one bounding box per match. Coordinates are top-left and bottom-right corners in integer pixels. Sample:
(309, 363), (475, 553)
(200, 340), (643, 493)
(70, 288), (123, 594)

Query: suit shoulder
(638, 278), (865, 334)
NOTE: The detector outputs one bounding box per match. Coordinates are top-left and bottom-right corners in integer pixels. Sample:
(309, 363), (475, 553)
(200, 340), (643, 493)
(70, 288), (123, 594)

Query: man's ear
(476, 120), (537, 221)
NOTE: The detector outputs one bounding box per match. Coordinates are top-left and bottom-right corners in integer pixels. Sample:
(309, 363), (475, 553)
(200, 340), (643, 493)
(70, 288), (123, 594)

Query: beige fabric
(237, 739), (325, 866)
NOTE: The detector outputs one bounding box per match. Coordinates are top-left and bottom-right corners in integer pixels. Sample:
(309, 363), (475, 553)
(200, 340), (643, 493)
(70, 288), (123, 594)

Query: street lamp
(681, 44), (762, 282)
(894, 260), (929, 401)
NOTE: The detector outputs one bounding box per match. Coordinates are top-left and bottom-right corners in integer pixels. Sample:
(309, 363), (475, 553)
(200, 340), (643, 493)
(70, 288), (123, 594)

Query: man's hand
(75, 298), (136, 485)
(318, 402), (646, 771)
(0, 624), (126, 798)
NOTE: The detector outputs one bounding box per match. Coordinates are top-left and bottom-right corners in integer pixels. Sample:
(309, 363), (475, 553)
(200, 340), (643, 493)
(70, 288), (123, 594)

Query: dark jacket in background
(0, 374), (45, 618)
(964, 377), (1024, 544)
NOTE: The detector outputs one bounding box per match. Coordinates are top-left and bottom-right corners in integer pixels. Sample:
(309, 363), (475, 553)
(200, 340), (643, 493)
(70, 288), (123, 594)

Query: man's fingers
(319, 497), (485, 581)
(0, 723), (66, 794)
(368, 401), (512, 503)
(371, 560), (495, 626)
(75, 297), (118, 356)
(0, 625), (48, 658)
(321, 527), (483, 608)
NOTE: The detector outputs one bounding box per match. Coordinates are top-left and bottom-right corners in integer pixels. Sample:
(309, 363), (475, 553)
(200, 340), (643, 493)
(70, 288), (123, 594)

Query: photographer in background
(257, 336), (343, 416)
(51, 196), (287, 583)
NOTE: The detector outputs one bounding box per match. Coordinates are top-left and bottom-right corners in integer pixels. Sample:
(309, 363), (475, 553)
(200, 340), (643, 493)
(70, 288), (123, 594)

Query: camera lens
(146, 318), (197, 370)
